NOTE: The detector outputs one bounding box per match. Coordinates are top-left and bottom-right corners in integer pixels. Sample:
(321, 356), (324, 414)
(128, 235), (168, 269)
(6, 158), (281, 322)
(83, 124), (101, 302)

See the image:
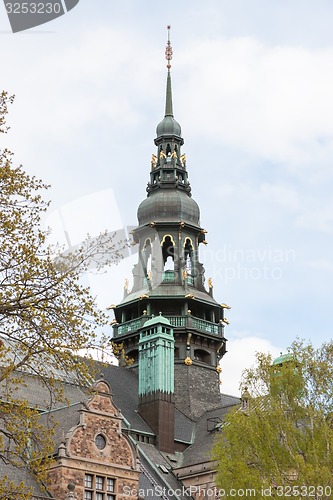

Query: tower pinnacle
(112, 29), (228, 421)
(165, 25), (173, 70)
(156, 26), (180, 135)
(165, 25), (173, 117)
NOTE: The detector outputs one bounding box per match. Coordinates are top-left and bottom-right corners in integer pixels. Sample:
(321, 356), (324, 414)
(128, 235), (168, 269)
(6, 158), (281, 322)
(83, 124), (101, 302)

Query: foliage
(0, 91), (126, 498)
(111, 341), (134, 367)
(212, 339), (333, 498)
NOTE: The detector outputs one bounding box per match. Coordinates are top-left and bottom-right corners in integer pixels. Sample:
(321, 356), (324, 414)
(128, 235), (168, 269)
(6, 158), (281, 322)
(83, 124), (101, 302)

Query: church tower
(112, 28), (229, 423)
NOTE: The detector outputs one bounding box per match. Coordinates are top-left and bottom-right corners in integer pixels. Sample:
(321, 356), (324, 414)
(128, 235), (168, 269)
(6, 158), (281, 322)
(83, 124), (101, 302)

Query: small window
(85, 475), (93, 488)
(85, 473), (115, 499)
(107, 479), (115, 492)
(96, 476), (104, 490)
(95, 434), (106, 450)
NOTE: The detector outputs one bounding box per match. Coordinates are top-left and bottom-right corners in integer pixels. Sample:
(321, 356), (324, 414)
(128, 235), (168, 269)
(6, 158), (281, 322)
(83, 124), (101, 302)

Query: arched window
(142, 238), (152, 276)
(161, 235), (175, 269)
(184, 238), (194, 277)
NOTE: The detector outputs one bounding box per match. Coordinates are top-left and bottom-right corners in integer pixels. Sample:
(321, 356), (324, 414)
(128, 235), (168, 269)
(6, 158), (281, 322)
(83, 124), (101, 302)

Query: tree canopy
(0, 91), (125, 498)
(213, 339), (333, 499)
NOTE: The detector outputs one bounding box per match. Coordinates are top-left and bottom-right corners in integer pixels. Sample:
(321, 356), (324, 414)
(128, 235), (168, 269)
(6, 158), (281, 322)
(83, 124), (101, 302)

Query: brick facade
(46, 380), (140, 500)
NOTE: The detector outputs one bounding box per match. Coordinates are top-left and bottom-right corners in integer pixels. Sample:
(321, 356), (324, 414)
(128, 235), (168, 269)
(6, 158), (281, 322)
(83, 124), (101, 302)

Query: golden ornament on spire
(165, 25), (173, 69)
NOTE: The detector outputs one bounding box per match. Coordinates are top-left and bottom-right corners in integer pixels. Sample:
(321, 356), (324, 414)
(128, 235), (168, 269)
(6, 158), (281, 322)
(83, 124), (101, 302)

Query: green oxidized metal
(139, 315), (174, 396)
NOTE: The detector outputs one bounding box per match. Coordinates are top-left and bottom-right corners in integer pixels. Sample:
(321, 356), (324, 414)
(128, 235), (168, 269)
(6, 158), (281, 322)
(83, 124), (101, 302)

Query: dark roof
(174, 409), (195, 444)
(118, 282), (220, 308)
(137, 190), (200, 227)
(138, 443), (190, 500)
(221, 393), (241, 408)
(179, 400), (239, 468)
(98, 364), (154, 434)
(0, 370), (87, 411)
(39, 402), (82, 454)
(0, 462), (53, 498)
(0, 335), (87, 387)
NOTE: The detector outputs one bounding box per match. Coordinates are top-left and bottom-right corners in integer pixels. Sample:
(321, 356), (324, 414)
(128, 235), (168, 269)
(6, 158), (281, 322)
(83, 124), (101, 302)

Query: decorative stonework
(46, 380), (140, 500)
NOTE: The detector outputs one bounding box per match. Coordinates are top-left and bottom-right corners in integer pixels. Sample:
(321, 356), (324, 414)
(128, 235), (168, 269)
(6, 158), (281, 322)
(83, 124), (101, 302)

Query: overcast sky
(2, 0), (333, 395)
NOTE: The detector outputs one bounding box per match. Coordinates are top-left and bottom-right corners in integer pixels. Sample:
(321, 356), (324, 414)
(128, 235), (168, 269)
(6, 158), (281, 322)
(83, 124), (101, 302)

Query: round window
(95, 434), (106, 450)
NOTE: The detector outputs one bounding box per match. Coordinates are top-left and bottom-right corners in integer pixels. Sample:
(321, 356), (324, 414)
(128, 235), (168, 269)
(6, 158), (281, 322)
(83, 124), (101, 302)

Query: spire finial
(164, 26), (174, 117)
(165, 25), (173, 70)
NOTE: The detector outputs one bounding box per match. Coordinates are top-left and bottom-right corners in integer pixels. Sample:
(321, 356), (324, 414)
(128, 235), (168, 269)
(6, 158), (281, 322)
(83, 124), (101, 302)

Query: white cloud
(177, 37), (333, 174)
(46, 189), (124, 247)
(5, 30), (333, 182)
(212, 181), (300, 212)
(295, 204), (333, 233)
(303, 259), (333, 272)
(258, 183), (301, 211)
(85, 253), (137, 310)
(220, 335), (282, 396)
(45, 188), (137, 311)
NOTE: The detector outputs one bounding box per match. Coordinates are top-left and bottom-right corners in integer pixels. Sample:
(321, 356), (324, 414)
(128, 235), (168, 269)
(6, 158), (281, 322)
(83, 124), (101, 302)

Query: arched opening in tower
(142, 238), (152, 277)
(184, 238), (194, 279)
(162, 236), (175, 271)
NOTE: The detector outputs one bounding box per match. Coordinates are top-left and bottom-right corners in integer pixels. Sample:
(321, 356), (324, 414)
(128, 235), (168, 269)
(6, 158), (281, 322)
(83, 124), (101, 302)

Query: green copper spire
(165, 70), (173, 117)
(165, 25), (173, 117)
(156, 26), (182, 138)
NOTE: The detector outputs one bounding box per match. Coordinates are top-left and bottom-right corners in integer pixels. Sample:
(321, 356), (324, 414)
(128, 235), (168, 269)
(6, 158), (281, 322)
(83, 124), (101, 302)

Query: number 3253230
(5, 3), (62, 14)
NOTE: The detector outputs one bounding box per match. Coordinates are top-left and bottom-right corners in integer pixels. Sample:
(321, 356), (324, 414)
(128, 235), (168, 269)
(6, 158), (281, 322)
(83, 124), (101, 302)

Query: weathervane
(165, 25), (173, 69)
